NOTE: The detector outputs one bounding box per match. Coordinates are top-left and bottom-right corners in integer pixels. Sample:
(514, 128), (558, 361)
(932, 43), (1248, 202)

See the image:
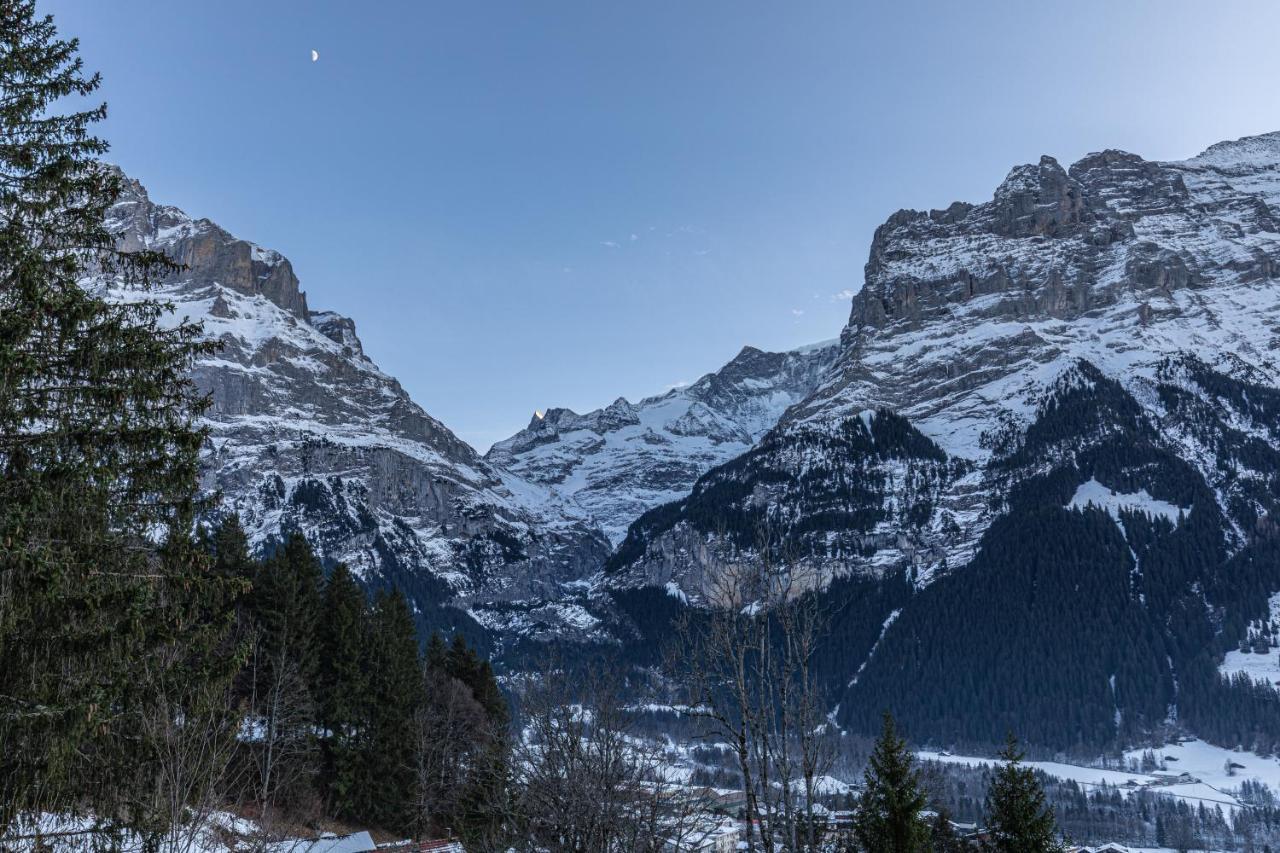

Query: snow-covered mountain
(486, 341), (839, 544)
(96, 171), (610, 617)
(613, 136), (1280, 598)
(604, 131), (1280, 750)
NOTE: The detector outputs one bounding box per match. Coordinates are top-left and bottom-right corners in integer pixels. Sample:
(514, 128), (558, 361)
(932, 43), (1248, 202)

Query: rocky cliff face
(802, 141), (1280, 455)
(95, 171), (610, 613)
(486, 340), (839, 544)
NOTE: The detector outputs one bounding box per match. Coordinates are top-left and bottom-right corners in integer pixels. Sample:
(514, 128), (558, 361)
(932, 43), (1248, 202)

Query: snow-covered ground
(1220, 646), (1280, 687)
(5, 811), (262, 852)
(1067, 478), (1188, 527)
(1123, 740), (1280, 803)
(1218, 592), (1280, 687)
(919, 737), (1280, 817)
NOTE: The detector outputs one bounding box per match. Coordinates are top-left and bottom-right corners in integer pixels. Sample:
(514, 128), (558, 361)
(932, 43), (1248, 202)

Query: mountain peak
(106, 171), (310, 320)
(988, 153), (1089, 238)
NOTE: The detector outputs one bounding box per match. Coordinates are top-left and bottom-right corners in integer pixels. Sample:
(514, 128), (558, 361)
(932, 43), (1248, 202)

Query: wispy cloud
(598, 223), (701, 252)
(791, 308), (805, 317)
(664, 379), (690, 391)
(831, 289), (856, 301)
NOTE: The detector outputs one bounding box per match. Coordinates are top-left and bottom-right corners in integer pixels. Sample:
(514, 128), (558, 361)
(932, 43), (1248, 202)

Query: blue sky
(46, 0), (1280, 450)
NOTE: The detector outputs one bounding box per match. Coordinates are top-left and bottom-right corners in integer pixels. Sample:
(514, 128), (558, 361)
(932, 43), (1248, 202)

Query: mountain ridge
(93, 167), (850, 643)
(93, 128), (1280, 750)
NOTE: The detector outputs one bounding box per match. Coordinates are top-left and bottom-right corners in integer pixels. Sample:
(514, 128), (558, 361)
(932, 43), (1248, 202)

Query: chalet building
(1149, 769), (1199, 785)
(688, 818), (740, 853)
(709, 789), (748, 816)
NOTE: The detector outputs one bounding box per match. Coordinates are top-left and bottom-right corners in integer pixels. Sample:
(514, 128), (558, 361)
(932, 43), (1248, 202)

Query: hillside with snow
(604, 131), (1280, 751)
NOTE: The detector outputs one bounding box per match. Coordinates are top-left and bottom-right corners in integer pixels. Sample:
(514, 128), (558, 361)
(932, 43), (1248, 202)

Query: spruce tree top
(854, 713), (931, 853)
(983, 733), (1062, 853)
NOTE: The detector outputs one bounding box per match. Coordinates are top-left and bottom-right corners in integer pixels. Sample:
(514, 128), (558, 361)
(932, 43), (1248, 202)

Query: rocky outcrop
(807, 132), (1280, 454)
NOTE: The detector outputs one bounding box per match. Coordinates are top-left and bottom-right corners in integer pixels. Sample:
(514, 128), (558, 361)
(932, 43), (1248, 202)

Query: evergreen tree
(248, 532), (323, 812)
(209, 514), (255, 589)
(442, 633), (511, 844)
(446, 633), (510, 731)
(0, 0), (221, 835)
(416, 631), (512, 843)
(133, 529), (249, 848)
(853, 713), (930, 853)
(206, 514), (256, 652)
(253, 533), (323, 688)
(983, 734), (1061, 853)
(426, 631), (448, 672)
(359, 588), (421, 832)
(317, 563), (368, 819)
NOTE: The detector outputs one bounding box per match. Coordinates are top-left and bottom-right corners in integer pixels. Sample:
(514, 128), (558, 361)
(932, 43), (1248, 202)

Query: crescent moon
(311, 49), (319, 62)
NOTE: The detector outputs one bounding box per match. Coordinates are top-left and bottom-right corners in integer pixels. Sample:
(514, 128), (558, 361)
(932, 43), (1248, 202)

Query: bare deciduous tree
(413, 665), (491, 838)
(671, 526), (835, 852)
(511, 664), (715, 853)
(244, 629), (319, 827)
(138, 657), (247, 853)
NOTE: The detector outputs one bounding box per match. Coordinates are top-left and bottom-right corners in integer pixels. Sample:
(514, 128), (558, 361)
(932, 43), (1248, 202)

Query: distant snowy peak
(678, 341), (841, 437)
(97, 169), (609, 607)
(487, 340), (839, 543)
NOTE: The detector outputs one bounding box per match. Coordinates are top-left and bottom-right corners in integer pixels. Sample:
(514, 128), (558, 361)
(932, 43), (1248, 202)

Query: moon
(311, 49), (319, 62)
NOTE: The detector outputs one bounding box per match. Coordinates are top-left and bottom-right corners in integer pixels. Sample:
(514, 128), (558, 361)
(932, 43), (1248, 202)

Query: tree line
(210, 521), (510, 842)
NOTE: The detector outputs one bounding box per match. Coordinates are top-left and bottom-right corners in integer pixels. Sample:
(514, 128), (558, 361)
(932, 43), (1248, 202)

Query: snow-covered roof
(264, 831), (376, 853)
